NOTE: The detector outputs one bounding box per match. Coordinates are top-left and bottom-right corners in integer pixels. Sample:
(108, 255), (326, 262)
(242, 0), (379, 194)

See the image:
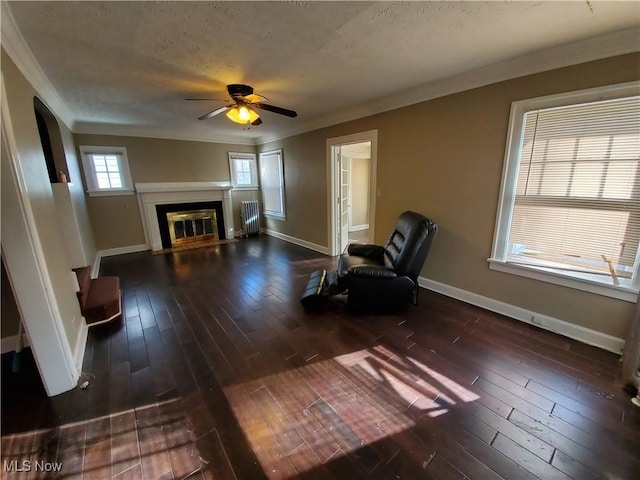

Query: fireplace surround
(136, 182), (234, 251)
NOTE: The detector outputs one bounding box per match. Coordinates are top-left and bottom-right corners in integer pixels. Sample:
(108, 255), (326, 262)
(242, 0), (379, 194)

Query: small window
(79, 146), (134, 196)
(489, 82), (640, 301)
(228, 152), (258, 189)
(260, 149), (286, 219)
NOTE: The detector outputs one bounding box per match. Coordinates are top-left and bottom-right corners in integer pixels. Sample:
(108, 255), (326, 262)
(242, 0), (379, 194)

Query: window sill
(264, 213), (286, 221)
(487, 258), (638, 302)
(87, 189), (135, 197)
(231, 186), (259, 191)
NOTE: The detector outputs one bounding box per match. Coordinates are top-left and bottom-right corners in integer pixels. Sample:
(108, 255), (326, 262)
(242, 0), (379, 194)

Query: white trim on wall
(327, 130), (378, 257)
(73, 321), (88, 374)
(3, 2), (638, 148)
(262, 228), (330, 256)
(229, 152), (259, 189)
(3, 312), (87, 377)
(1, 333), (29, 354)
(135, 182), (235, 251)
(93, 244), (149, 277)
(257, 29), (640, 145)
(418, 276), (625, 354)
(2, 76), (80, 396)
(86, 239), (627, 354)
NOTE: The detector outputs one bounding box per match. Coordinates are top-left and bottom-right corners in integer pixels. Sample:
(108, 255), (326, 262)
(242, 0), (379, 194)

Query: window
(259, 149), (285, 219)
(228, 152), (258, 189)
(79, 146), (133, 196)
(490, 82), (640, 302)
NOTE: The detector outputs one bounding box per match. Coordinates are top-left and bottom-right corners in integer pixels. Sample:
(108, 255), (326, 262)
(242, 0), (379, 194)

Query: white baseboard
(1, 333), (29, 354)
(73, 320), (89, 375)
(262, 228), (330, 256)
(3, 322), (88, 375)
(349, 224), (369, 232)
(418, 277), (625, 354)
(93, 244), (149, 277)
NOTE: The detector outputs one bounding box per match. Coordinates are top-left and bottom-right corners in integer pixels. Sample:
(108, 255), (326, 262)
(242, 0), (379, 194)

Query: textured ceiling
(4, 1), (640, 145)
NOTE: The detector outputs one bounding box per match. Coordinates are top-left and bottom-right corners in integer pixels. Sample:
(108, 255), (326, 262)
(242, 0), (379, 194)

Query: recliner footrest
(300, 270), (328, 309)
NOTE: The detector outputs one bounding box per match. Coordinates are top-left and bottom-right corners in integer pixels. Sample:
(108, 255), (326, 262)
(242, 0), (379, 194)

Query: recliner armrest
(347, 243), (385, 260)
(347, 265), (397, 279)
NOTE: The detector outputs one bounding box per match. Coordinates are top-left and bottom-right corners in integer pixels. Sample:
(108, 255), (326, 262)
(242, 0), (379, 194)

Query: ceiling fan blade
(251, 117), (263, 126)
(198, 105), (231, 121)
(253, 103), (297, 118)
(245, 93), (268, 103)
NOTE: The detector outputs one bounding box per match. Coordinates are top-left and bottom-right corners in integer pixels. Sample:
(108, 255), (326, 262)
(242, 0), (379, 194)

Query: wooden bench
(72, 266), (121, 326)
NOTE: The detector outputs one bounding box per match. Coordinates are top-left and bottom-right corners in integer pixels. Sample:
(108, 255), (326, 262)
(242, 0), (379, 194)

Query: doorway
(327, 130), (378, 256)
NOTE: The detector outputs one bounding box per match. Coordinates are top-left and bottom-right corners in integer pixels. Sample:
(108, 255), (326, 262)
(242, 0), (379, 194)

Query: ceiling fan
(186, 84), (297, 126)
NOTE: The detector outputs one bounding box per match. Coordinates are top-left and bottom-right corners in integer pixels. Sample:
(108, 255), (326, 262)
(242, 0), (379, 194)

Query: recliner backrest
(383, 211), (437, 280)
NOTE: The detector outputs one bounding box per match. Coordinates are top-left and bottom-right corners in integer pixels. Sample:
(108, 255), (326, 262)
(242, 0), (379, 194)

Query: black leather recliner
(301, 211), (437, 313)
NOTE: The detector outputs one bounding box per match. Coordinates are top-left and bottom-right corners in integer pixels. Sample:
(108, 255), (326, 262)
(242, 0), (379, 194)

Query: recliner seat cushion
(338, 254), (383, 278)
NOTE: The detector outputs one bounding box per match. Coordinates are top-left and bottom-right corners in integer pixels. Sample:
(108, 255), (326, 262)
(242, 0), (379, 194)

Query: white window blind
(508, 96), (640, 285)
(260, 150), (285, 218)
(236, 159), (252, 185)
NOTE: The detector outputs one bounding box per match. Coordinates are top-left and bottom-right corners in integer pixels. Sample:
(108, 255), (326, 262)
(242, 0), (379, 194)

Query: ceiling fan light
(247, 108), (260, 123)
(226, 105), (260, 124)
(238, 105), (251, 122)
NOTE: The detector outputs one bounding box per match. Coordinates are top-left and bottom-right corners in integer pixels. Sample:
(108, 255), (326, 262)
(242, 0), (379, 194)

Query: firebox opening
(168, 209), (218, 246)
(156, 201), (225, 249)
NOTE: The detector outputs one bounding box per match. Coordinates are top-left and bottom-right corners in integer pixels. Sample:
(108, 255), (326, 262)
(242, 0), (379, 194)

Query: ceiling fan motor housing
(228, 84), (254, 98)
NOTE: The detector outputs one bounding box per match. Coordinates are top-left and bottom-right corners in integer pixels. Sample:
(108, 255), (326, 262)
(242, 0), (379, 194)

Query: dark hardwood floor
(2, 235), (639, 479)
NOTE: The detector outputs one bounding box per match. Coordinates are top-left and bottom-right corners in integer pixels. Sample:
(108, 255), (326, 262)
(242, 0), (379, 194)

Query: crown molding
(3, 3), (638, 148)
(1, 2), (75, 130)
(72, 122), (258, 146)
(255, 27), (640, 145)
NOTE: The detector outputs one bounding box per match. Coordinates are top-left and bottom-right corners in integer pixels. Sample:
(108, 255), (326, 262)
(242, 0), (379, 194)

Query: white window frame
(259, 149), (286, 220)
(228, 152), (259, 190)
(79, 145), (134, 196)
(489, 81), (640, 303)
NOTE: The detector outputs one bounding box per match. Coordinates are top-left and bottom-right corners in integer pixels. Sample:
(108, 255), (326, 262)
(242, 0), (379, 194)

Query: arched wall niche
(33, 96), (69, 183)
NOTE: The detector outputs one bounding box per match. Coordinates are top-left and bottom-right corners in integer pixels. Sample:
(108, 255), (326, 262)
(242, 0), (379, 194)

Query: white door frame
(1, 76), (80, 396)
(326, 130), (378, 257)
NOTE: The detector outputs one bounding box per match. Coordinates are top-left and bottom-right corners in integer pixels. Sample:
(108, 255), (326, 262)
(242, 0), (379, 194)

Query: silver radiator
(241, 200), (261, 237)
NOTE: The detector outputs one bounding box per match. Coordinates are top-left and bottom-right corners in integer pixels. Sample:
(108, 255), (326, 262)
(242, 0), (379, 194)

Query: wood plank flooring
(2, 235), (639, 479)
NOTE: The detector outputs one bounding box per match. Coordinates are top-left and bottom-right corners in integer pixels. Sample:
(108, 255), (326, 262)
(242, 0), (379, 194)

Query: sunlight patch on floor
(224, 346), (480, 478)
(1, 397), (183, 480)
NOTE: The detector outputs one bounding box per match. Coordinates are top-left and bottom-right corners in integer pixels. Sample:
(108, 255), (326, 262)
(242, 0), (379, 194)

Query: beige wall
(60, 123), (96, 264)
(1, 49), (85, 357)
(72, 134), (255, 249)
(259, 53), (640, 338)
(260, 134), (331, 244)
(350, 156), (370, 228)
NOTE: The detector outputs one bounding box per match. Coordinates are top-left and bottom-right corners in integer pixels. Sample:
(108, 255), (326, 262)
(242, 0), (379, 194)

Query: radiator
(241, 200), (261, 237)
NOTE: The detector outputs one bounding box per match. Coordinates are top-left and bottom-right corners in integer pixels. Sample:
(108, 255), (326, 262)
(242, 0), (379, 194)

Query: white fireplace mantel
(136, 182), (234, 251)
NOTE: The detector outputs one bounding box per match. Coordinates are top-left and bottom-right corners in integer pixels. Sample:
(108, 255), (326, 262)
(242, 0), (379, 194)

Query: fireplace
(155, 201), (225, 249)
(168, 210), (217, 245)
(136, 182), (234, 251)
